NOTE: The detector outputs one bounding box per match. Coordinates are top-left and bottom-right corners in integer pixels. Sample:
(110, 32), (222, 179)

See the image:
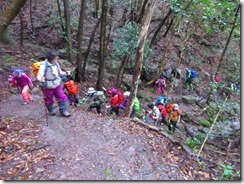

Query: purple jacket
(10, 73), (32, 88)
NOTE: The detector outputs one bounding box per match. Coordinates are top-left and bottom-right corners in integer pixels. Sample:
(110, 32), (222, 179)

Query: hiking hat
(13, 71), (21, 77)
(148, 103), (154, 110)
(107, 88), (117, 95)
(124, 91), (130, 96)
(87, 87), (96, 94)
(46, 50), (59, 62)
(173, 104), (179, 110)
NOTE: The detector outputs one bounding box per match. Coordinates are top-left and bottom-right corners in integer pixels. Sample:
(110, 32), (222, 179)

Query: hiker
(171, 68), (181, 87)
(155, 77), (166, 95)
(62, 75), (79, 106)
(120, 91), (130, 110)
(145, 103), (161, 126)
(184, 68), (196, 90)
(130, 96), (140, 118)
(226, 82), (237, 100)
(84, 87), (106, 114)
(168, 104), (181, 133)
(157, 102), (168, 128)
(110, 89), (120, 116)
(36, 50), (71, 117)
(8, 70), (34, 105)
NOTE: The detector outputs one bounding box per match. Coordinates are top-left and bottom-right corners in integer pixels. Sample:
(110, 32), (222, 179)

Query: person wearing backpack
(36, 50), (71, 117)
(156, 103), (168, 128)
(171, 68), (181, 87)
(168, 104), (181, 133)
(62, 75), (79, 106)
(184, 68), (195, 90)
(84, 87), (105, 114)
(145, 103), (161, 126)
(8, 70), (34, 105)
(155, 77), (166, 95)
(109, 89), (120, 116)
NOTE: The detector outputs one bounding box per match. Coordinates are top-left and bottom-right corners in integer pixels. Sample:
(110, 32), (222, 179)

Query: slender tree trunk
(93, 0), (100, 18)
(75, 0), (86, 82)
(150, 8), (172, 47)
(163, 17), (174, 37)
(0, 0), (27, 39)
(136, 0), (147, 24)
(126, 0), (156, 116)
(96, 0), (108, 90)
(105, 0), (114, 56)
(82, 18), (101, 80)
(29, 0), (34, 33)
(215, 5), (240, 77)
(121, 7), (127, 26)
(116, 55), (129, 88)
(19, 11), (24, 47)
(57, 0), (65, 33)
(63, 0), (73, 64)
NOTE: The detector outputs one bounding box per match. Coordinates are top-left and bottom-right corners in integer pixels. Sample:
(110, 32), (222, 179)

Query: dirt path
(0, 93), (189, 180)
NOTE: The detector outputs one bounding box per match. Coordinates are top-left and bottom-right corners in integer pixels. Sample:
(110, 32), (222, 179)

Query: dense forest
(0, 0), (241, 180)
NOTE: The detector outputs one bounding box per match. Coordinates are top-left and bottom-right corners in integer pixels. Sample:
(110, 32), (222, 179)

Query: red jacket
(157, 105), (167, 119)
(110, 95), (119, 107)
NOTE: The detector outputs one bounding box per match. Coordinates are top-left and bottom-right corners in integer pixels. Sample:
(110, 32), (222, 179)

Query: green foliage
(1, 54), (14, 66)
(184, 133), (206, 149)
(112, 23), (152, 70)
(220, 164), (234, 179)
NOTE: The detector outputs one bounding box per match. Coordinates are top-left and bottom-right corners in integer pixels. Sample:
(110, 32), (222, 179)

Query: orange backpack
(167, 103), (174, 113)
(65, 80), (79, 95)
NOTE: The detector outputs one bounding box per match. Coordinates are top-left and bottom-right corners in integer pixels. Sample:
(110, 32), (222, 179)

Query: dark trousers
(88, 103), (101, 114)
(168, 120), (177, 132)
(110, 106), (119, 116)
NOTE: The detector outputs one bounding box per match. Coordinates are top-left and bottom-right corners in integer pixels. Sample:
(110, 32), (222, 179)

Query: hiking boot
(22, 102), (28, 105)
(29, 99), (34, 103)
(49, 111), (56, 116)
(61, 111), (71, 117)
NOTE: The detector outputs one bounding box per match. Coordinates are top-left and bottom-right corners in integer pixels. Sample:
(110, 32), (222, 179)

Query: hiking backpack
(190, 70), (196, 79)
(32, 61), (45, 77)
(96, 91), (106, 103)
(65, 80), (79, 95)
(117, 91), (125, 105)
(155, 96), (168, 106)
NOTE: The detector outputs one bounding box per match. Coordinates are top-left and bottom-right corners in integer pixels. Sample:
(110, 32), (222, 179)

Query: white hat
(87, 87), (96, 94)
(124, 91), (130, 96)
(173, 104), (179, 110)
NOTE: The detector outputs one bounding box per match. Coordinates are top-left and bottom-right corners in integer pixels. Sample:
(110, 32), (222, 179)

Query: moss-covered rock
(199, 119), (211, 128)
(182, 96), (196, 104)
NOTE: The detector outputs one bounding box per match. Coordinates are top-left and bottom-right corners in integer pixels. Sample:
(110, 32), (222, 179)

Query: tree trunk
(96, 0), (108, 91)
(136, 0), (148, 24)
(116, 55), (129, 88)
(105, 0), (114, 56)
(93, 0), (100, 18)
(82, 18), (101, 80)
(0, 0), (27, 39)
(150, 8), (172, 47)
(75, 0), (86, 83)
(126, 0), (156, 116)
(215, 5), (240, 77)
(57, 0), (65, 33)
(63, 0), (73, 64)
(29, 0), (34, 34)
(19, 11), (24, 47)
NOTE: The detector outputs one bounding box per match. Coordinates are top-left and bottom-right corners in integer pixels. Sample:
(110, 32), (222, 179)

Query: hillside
(0, 0), (240, 181)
